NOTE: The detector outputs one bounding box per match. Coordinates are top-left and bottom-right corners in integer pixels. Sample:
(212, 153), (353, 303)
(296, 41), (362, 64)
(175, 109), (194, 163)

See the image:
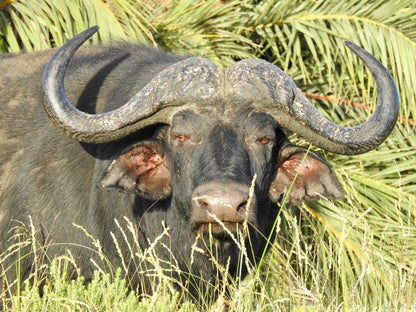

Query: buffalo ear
(101, 142), (171, 200)
(269, 145), (344, 204)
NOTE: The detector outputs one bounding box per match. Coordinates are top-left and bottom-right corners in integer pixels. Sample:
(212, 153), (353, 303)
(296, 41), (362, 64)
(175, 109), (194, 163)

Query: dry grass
(1, 185), (416, 311)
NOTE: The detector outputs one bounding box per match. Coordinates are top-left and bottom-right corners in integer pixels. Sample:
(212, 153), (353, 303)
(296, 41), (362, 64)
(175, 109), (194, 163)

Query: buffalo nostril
(196, 197), (209, 210)
(237, 200), (248, 213)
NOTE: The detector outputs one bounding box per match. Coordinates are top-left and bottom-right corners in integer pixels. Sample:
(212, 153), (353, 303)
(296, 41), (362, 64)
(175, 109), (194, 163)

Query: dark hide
(0, 44), (343, 303)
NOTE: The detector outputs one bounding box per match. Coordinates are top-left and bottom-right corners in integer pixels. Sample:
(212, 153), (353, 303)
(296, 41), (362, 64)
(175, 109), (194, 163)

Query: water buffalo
(0, 26), (399, 301)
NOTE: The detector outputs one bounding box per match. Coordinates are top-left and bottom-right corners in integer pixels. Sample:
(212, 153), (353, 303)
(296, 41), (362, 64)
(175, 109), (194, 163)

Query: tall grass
(2, 187), (415, 311)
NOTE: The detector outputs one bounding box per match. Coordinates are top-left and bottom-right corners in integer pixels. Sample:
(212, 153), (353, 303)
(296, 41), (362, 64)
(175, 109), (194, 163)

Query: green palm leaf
(0, 0), (252, 66)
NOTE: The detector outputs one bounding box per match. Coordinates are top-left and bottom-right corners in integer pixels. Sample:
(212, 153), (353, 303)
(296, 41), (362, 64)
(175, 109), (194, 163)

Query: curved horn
(227, 42), (400, 155)
(42, 26), (219, 143)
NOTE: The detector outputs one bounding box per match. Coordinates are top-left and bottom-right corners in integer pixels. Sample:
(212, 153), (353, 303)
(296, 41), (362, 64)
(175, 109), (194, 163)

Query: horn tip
(85, 25), (99, 36)
(343, 40), (368, 59)
(344, 40), (358, 50)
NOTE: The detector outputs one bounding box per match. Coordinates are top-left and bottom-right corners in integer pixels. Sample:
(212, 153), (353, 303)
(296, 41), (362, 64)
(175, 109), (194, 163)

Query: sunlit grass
(1, 181), (415, 311)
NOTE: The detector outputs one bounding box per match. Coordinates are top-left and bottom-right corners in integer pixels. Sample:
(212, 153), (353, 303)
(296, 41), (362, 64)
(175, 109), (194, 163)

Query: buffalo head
(39, 26), (399, 293)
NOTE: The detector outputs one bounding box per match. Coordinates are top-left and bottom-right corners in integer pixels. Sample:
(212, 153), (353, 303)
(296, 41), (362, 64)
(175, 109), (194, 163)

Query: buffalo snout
(190, 182), (255, 235)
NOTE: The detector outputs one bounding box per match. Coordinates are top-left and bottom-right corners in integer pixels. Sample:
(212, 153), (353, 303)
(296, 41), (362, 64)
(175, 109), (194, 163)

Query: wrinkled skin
(0, 44), (343, 302)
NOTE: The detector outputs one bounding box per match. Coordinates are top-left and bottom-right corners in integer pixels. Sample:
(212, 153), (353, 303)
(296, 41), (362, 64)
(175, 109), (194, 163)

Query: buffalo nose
(191, 182), (251, 223)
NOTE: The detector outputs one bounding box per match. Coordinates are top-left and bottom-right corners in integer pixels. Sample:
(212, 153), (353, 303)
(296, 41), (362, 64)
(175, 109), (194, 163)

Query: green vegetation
(1, 0), (415, 310)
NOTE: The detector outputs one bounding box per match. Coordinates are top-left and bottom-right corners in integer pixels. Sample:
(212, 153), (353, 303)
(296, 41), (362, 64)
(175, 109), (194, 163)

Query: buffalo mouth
(193, 221), (250, 237)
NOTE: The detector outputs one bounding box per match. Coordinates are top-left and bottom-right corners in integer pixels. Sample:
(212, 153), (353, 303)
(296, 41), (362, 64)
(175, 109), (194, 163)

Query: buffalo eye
(172, 133), (190, 145)
(256, 136), (274, 146)
(176, 135), (188, 143)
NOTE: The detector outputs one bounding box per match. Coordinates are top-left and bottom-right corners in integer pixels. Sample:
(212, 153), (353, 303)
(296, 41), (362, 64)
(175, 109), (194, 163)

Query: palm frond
(249, 0), (416, 120)
(0, 0), (252, 66)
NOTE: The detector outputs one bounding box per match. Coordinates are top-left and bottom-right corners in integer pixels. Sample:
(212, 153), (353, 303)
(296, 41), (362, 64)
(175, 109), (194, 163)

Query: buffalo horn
(42, 26), (218, 143)
(226, 42), (400, 155)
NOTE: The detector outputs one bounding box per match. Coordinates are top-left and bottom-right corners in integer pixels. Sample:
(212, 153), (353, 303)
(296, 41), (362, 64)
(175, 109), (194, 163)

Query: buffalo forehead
(170, 106), (277, 131)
